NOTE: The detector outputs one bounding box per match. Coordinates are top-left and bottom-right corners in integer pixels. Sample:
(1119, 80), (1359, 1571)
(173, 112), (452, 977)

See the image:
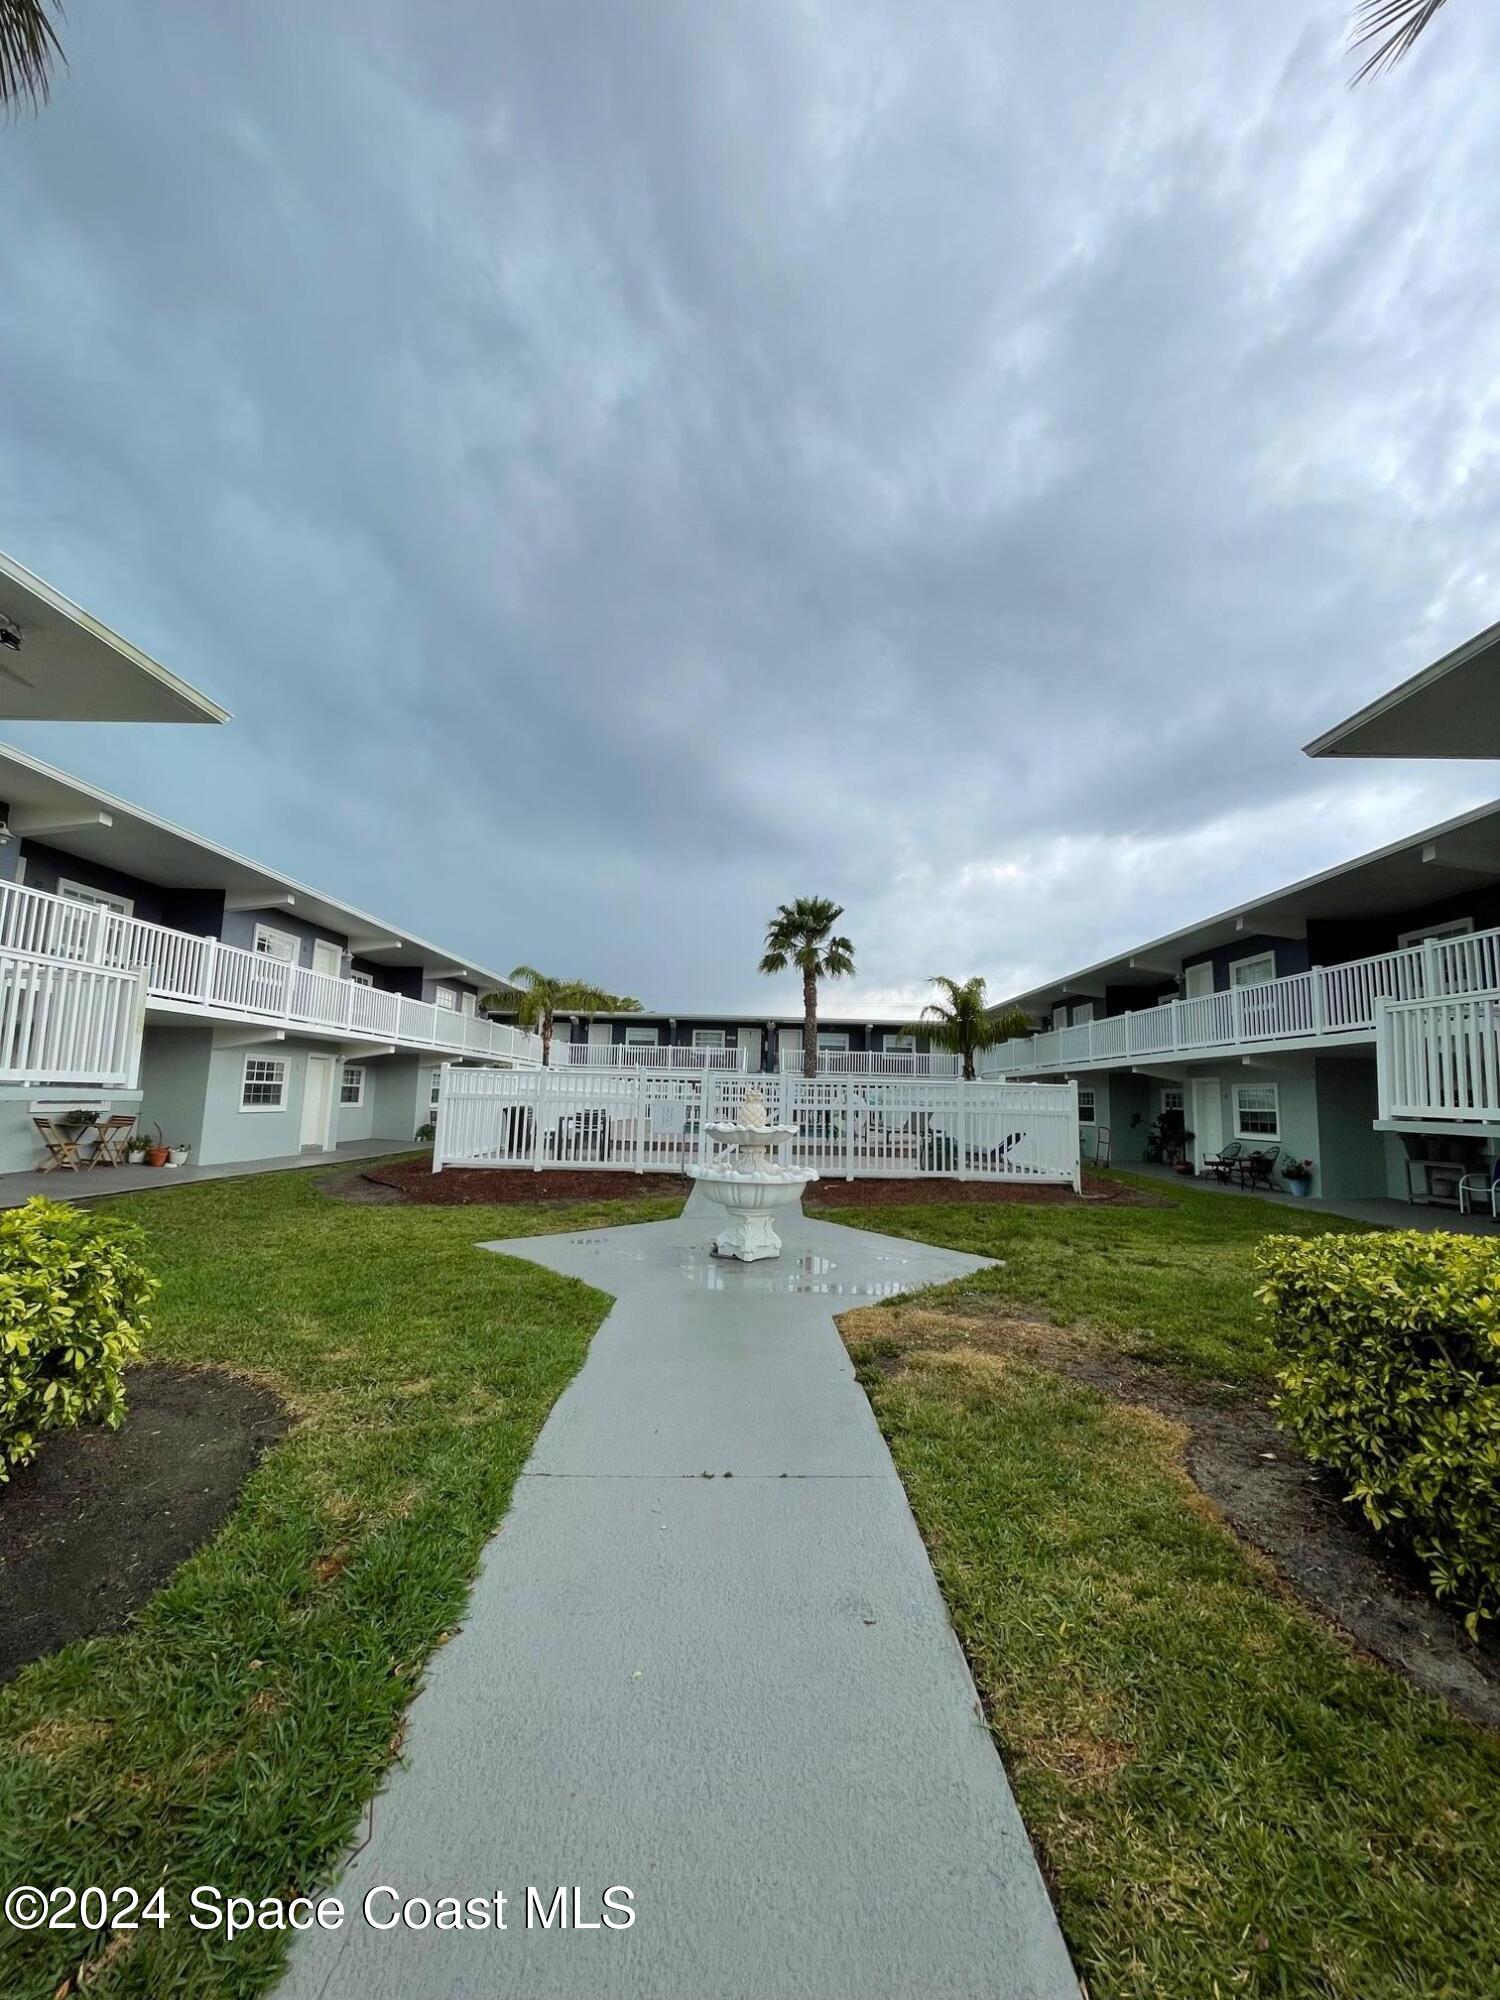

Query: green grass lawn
(814, 1170), (1373, 1383)
(832, 1179), (1500, 2000)
(0, 1165), (679, 2000)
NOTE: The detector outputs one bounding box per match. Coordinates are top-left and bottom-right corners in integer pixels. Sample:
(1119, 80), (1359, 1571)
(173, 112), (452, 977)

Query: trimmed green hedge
(1256, 1230), (1500, 1634)
(0, 1196), (158, 1481)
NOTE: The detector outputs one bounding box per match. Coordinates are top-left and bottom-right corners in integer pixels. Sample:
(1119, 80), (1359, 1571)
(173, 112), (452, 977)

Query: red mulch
(365, 1162), (687, 1205)
(807, 1170), (1161, 1208)
(363, 1161), (1157, 1209)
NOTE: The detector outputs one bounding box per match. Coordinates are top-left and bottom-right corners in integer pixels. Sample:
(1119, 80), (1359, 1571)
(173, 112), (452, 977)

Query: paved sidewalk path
(279, 1193), (1078, 2000)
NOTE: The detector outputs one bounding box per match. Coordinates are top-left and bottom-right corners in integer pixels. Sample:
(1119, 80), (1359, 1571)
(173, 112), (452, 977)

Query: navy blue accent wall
(15, 841), (222, 931)
(219, 906), (348, 968)
(1306, 885), (1500, 966)
(1180, 933), (1309, 990)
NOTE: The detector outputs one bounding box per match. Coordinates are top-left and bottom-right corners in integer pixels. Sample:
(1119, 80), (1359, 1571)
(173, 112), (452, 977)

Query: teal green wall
(1313, 1059), (1386, 1200)
(136, 1026), (213, 1157)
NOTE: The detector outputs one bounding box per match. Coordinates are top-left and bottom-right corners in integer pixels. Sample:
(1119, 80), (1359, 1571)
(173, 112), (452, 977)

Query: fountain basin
(686, 1161), (818, 1261)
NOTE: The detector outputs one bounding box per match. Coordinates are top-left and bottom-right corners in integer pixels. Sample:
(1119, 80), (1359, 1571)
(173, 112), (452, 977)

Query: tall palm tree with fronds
(1350, 0), (1449, 81)
(0, 0), (64, 110)
(483, 968), (641, 1066)
(758, 897), (855, 1079)
(906, 977), (1033, 1082)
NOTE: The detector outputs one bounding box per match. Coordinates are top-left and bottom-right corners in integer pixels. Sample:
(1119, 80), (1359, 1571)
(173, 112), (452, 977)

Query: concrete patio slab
(278, 1191), (1078, 2000)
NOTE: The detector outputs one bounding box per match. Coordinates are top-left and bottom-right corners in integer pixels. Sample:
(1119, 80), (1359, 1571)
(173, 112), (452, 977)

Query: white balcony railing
(981, 924), (1500, 1079)
(1377, 995), (1500, 1125)
(559, 1042), (749, 1070)
(0, 944), (143, 1087)
(779, 1050), (964, 1077)
(0, 881), (542, 1067)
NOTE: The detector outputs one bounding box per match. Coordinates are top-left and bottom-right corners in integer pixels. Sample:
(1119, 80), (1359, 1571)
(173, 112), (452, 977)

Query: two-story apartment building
(983, 618), (1499, 1207)
(546, 1010), (958, 1075)
(0, 557), (535, 1175)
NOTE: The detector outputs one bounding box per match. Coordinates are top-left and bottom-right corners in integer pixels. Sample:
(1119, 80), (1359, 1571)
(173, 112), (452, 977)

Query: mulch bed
(844, 1300), (1500, 1733)
(0, 1366), (288, 1683)
(807, 1170), (1164, 1209)
(364, 1161), (690, 1204)
(360, 1160), (1156, 1208)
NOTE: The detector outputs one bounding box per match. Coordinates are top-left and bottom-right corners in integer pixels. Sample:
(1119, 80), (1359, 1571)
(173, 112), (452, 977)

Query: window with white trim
(340, 1064), (365, 1107)
(817, 1031), (849, 1051)
(1234, 1083), (1280, 1138)
(1162, 1086), (1184, 1113)
(349, 969), (375, 987)
(1399, 916), (1474, 946)
(1077, 1087), (1096, 1125)
(1230, 952), (1276, 989)
(883, 1033), (916, 1052)
(692, 1028), (726, 1049)
(433, 985), (459, 1011)
(241, 1056), (288, 1110)
(58, 877), (134, 919)
(625, 1024), (659, 1045)
(253, 923), (299, 963)
(428, 1069), (443, 1109)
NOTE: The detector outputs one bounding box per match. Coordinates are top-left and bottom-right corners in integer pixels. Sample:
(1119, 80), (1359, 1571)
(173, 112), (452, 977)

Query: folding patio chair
(32, 1115), (87, 1172)
(87, 1113), (137, 1169)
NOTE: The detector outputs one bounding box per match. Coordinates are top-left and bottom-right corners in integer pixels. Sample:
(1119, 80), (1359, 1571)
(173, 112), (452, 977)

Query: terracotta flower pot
(147, 1146), (170, 1167)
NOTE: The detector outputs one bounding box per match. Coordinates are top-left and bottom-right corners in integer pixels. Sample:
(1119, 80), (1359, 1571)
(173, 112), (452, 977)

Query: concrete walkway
(279, 1191), (1079, 2000)
(0, 1137), (402, 1208)
(1122, 1160), (1498, 1233)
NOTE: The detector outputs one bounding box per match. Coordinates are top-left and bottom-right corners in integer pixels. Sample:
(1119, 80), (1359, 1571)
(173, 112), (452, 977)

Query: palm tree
(484, 969), (641, 1066)
(1350, 0), (1449, 81)
(1, 0), (64, 110)
(906, 977), (1033, 1082)
(758, 897), (855, 1079)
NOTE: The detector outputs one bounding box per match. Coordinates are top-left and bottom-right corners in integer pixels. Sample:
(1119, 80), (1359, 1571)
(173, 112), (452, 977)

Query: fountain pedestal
(684, 1088), (816, 1262)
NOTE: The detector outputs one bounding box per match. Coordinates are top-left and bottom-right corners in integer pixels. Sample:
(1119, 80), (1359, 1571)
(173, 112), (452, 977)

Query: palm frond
(0, 0), (64, 111)
(1350, 0), (1448, 82)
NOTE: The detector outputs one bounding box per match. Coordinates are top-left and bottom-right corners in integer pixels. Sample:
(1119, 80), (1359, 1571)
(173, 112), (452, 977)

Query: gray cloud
(0, 0), (1494, 1012)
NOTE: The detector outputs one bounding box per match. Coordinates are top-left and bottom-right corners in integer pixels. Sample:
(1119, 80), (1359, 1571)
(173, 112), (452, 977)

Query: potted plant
(167, 1141), (193, 1168)
(415, 1122), (437, 1144)
(126, 1130), (151, 1163)
(146, 1123), (170, 1168)
(1281, 1156), (1315, 1197)
(1151, 1107), (1194, 1171)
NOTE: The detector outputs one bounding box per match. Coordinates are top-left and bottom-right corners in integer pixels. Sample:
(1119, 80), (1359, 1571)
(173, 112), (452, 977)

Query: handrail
(0, 881), (542, 1066)
(981, 922), (1500, 1077)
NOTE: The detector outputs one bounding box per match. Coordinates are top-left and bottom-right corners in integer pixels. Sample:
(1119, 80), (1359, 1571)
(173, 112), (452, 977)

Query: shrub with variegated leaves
(1255, 1230), (1500, 1634)
(0, 1196), (158, 1480)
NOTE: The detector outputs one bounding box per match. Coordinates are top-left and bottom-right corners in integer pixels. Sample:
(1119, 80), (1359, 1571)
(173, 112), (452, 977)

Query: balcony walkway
(1120, 1162), (1497, 1233)
(0, 1137), (405, 1209)
(277, 1193), (1078, 2000)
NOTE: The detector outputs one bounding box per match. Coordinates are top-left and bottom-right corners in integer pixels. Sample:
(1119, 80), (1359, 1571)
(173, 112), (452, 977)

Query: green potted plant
(167, 1141), (193, 1168)
(125, 1130), (151, 1163)
(1281, 1156), (1315, 1197)
(415, 1122), (437, 1144)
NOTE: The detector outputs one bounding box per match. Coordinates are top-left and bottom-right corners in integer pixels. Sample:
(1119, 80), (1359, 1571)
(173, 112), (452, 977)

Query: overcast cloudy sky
(0, 1), (1495, 1012)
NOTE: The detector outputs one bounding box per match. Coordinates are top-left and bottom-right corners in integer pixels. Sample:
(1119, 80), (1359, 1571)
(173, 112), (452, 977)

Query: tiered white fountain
(685, 1084), (816, 1262)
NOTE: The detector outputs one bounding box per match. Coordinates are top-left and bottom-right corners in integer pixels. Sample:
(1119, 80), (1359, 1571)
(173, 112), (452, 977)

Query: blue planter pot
(1284, 1179), (1311, 1198)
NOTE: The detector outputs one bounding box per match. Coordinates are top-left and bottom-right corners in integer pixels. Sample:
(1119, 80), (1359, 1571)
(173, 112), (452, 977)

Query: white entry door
(311, 939), (342, 980)
(1190, 1078), (1223, 1173)
(300, 1055), (335, 1150)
